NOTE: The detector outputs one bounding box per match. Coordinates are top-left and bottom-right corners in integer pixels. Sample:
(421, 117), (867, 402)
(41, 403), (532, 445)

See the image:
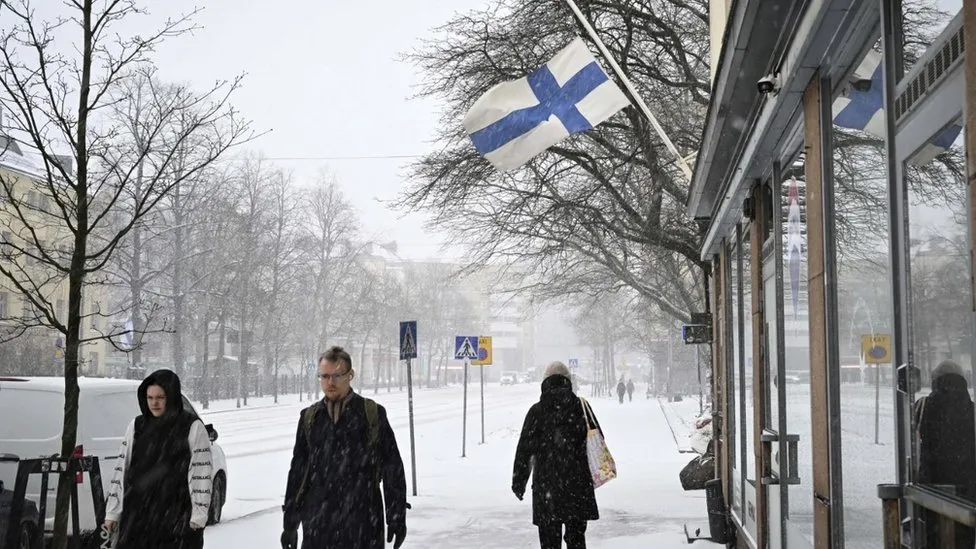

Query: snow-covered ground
(192, 382), (721, 548)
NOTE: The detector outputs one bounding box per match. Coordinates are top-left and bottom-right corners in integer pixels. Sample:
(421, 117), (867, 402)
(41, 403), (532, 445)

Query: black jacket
(915, 372), (976, 549)
(916, 373), (976, 494)
(513, 374), (601, 525)
(283, 392), (407, 549)
(116, 369), (207, 549)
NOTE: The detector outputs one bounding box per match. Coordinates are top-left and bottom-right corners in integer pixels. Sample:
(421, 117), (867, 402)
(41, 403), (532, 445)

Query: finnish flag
(463, 37), (630, 172)
(833, 50), (961, 165)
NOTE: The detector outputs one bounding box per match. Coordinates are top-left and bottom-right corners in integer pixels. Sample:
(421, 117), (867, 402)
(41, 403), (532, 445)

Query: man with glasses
(281, 346), (408, 549)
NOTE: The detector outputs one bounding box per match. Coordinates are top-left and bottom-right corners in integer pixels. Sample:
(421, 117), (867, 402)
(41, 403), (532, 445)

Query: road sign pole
(406, 358), (418, 496)
(480, 362), (485, 444)
(462, 359), (469, 458)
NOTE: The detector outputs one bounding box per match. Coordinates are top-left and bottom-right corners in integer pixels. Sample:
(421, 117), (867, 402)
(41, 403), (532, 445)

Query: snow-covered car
(499, 373), (517, 385)
(0, 376), (228, 536)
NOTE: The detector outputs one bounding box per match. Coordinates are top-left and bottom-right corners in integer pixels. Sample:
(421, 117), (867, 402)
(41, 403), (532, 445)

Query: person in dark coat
(616, 380), (626, 404)
(103, 369), (213, 549)
(281, 346), (408, 549)
(914, 359), (976, 549)
(626, 380), (635, 402)
(513, 361), (602, 549)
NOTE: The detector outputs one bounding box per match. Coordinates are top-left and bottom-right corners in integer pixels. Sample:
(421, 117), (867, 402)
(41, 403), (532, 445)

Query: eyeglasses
(317, 371), (351, 382)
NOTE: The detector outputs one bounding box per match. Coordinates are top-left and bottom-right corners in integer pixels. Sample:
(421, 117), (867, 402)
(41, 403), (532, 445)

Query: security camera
(757, 73), (780, 95)
(851, 78), (872, 92)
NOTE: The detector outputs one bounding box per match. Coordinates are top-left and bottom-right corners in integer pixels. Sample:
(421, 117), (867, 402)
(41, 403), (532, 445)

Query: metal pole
(406, 358), (418, 496)
(462, 359), (469, 458)
(480, 363), (485, 444)
(696, 344), (703, 415)
(561, 0), (693, 182)
(875, 361), (881, 445)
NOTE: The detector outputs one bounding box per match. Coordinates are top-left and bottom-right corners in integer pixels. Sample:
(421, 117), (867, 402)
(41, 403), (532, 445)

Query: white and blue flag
(833, 50), (961, 165)
(463, 37), (630, 172)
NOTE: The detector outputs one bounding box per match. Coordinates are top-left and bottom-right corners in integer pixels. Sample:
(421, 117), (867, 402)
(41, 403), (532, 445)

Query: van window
(81, 392), (137, 440)
(0, 389), (63, 440)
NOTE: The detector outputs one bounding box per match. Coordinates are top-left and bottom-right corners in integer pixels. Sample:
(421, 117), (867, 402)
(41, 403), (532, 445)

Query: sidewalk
(658, 395), (710, 454)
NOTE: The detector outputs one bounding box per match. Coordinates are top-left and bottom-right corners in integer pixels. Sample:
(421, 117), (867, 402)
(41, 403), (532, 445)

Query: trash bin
(705, 478), (731, 543)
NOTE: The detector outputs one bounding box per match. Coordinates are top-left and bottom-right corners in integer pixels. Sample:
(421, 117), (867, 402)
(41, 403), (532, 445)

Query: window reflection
(905, 121), (973, 548)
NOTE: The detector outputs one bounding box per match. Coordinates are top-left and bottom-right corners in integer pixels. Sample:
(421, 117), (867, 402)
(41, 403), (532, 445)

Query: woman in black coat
(513, 362), (602, 549)
(915, 360), (976, 549)
(103, 369), (213, 549)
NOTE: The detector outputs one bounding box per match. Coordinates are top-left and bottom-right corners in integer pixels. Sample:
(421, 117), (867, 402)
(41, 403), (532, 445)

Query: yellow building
(0, 136), (107, 376)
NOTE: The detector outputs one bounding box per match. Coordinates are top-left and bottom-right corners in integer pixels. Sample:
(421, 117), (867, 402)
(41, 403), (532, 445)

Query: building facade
(695, 0), (971, 547)
(0, 138), (107, 376)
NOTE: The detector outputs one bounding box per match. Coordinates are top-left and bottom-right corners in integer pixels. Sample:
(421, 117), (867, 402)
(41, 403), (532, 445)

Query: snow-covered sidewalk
(200, 384), (721, 548)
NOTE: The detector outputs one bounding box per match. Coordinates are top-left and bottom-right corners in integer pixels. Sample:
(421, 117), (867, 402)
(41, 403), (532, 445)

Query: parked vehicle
(0, 376), (228, 537)
(500, 372), (517, 385)
(0, 479), (38, 549)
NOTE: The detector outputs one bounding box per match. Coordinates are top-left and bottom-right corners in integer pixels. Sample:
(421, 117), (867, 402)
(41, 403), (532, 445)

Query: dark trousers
(537, 521), (587, 549)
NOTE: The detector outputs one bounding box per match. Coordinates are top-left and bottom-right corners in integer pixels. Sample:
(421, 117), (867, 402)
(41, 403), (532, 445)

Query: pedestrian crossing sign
(455, 336), (479, 360)
(400, 321), (418, 360)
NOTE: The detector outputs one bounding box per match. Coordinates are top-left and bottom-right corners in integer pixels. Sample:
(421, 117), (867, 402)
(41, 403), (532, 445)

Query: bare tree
(0, 2), (250, 544)
(258, 166), (302, 403)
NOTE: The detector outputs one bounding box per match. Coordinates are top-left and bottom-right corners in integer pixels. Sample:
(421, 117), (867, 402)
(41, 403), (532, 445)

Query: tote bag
(580, 397), (617, 487)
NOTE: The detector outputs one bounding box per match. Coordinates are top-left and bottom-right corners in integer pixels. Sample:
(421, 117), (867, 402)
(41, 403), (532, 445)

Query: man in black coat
(281, 347), (408, 549)
(513, 362), (602, 549)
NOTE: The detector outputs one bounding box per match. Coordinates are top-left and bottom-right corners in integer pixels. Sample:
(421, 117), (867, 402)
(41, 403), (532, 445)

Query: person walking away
(616, 380), (626, 404)
(626, 380), (634, 402)
(281, 346), (409, 549)
(914, 359), (976, 549)
(513, 361), (603, 549)
(103, 369), (213, 549)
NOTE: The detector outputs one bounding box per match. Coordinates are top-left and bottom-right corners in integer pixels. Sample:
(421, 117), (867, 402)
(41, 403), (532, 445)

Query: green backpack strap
(363, 397), (382, 486)
(296, 402), (321, 506)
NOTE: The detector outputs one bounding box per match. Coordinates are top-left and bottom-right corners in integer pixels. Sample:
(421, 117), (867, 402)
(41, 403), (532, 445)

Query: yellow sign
(472, 336), (492, 365)
(861, 334), (892, 364)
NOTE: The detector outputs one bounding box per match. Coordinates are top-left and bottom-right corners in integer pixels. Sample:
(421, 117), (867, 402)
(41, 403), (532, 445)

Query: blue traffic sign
(400, 321), (418, 360)
(569, 358), (579, 369)
(455, 336), (479, 360)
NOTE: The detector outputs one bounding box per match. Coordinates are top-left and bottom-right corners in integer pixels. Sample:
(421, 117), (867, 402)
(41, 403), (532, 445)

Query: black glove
(387, 522), (406, 549)
(280, 529), (298, 549)
(512, 484), (524, 501)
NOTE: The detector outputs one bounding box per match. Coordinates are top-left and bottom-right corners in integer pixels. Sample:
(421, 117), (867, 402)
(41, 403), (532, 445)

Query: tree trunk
(200, 312), (211, 409)
(217, 313), (227, 402)
(172, 182), (185, 377)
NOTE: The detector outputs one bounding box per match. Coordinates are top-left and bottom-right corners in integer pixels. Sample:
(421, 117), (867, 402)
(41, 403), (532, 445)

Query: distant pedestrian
(513, 361), (603, 549)
(281, 346), (409, 549)
(616, 380), (626, 404)
(626, 380), (634, 402)
(103, 369), (213, 549)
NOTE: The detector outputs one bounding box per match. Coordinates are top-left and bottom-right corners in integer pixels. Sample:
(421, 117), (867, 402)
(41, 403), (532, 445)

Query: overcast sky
(33, 1), (491, 261)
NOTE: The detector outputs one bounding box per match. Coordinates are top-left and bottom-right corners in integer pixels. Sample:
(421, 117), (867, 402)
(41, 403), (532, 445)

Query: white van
(0, 376), (228, 541)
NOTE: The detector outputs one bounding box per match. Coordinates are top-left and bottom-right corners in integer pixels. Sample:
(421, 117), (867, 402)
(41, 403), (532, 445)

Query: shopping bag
(580, 397), (617, 488)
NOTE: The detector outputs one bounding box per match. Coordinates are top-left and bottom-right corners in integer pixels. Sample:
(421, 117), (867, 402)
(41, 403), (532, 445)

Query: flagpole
(562, 0), (694, 182)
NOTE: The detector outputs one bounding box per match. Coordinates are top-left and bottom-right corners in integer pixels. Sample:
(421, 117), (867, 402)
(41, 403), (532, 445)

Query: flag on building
(463, 37), (630, 172)
(832, 49), (960, 165)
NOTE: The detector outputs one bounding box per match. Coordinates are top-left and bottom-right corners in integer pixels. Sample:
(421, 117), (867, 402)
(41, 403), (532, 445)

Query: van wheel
(208, 472), (226, 525)
(19, 523), (32, 549)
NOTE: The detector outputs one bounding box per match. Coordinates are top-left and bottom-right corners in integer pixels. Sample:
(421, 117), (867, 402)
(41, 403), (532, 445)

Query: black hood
(137, 369), (185, 419)
(541, 373), (573, 395)
(933, 372), (969, 395)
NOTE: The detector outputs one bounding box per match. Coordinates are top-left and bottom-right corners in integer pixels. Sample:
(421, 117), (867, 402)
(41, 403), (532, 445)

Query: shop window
(729, 236), (742, 518)
(904, 121), (974, 548)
